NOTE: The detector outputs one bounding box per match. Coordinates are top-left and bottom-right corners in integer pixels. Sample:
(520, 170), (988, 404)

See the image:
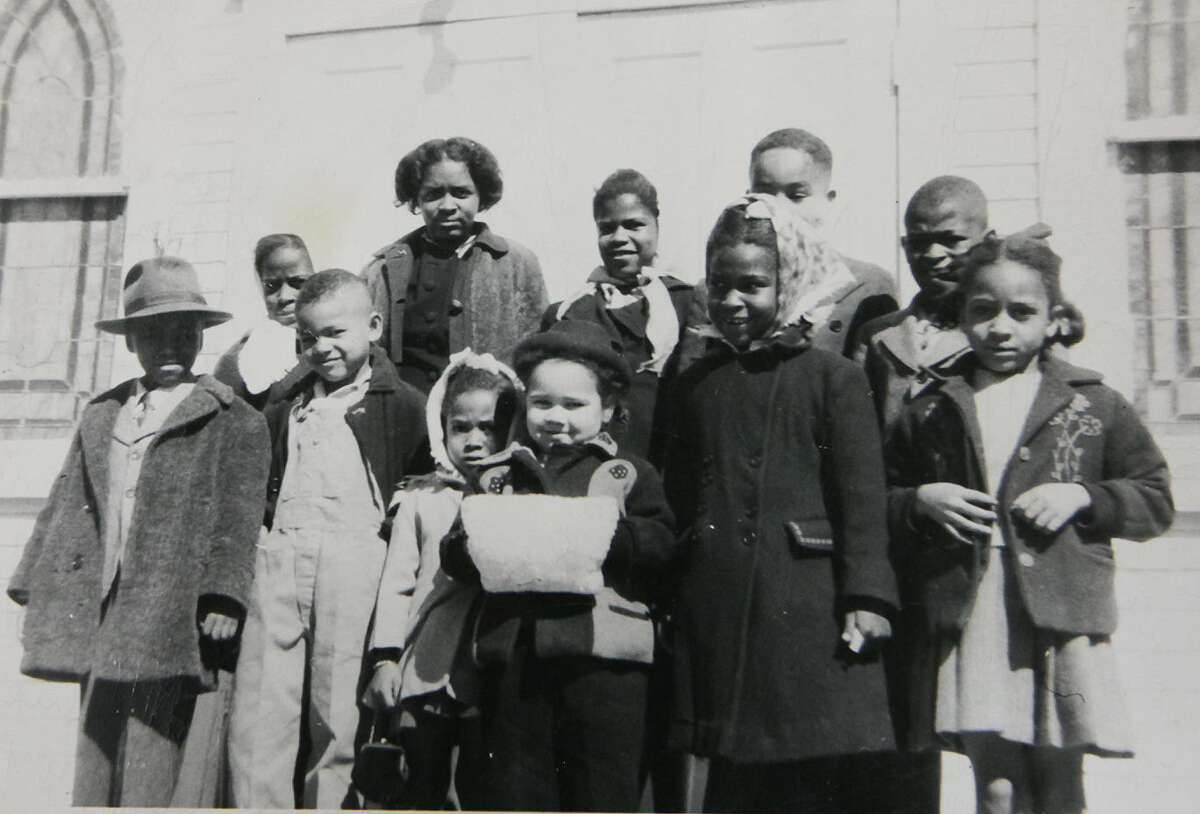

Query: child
(228, 269), (430, 809)
(858, 176), (993, 434)
(361, 136), (547, 393)
(213, 233), (315, 410)
(747, 127), (898, 356)
(7, 257), (270, 807)
(660, 195), (898, 813)
(542, 168), (695, 459)
(885, 233), (1174, 814)
(439, 318), (678, 812)
(361, 349), (522, 809)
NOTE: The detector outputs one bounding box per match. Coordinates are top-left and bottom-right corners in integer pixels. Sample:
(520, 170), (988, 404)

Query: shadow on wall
(421, 0), (457, 94)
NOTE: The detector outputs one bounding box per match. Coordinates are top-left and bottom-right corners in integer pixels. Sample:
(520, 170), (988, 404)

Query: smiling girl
(660, 195), (899, 813)
(543, 169), (696, 459)
(885, 233), (1174, 814)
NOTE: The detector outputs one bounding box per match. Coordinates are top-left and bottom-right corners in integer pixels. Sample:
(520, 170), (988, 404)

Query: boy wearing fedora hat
(437, 319), (678, 812)
(7, 256), (271, 807)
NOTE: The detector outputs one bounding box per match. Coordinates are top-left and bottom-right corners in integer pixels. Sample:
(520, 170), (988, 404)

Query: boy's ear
(367, 310), (383, 343)
(125, 332), (137, 354)
(601, 403), (615, 426)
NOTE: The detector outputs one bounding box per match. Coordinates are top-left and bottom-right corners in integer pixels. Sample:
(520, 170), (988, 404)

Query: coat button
(124, 488), (135, 499)
(742, 531), (756, 546)
(71, 555), (83, 571)
(828, 319), (843, 333)
(1018, 446), (1031, 461)
(449, 299), (464, 316)
(82, 503), (91, 513)
(1018, 551), (1035, 567)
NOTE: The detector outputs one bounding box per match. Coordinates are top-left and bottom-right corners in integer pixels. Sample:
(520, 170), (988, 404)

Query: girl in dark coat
(661, 195), (898, 813)
(361, 137), (547, 393)
(542, 169), (696, 459)
(886, 234), (1173, 814)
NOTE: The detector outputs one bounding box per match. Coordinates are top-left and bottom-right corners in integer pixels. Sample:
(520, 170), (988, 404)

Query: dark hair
(253, 233), (311, 277)
(394, 137), (503, 212)
(515, 349), (630, 426)
(705, 202), (779, 273)
(959, 234), (1085, 347)
(904, 175), (989, 232)
(592, 168), (659, 220)
(442, 367), (520, 434)
(295, 268), (367, 311)
(749, 128), (833, 178)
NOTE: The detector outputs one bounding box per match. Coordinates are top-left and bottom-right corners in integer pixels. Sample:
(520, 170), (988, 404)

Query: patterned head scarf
(696, 194), (856, 350)
(744, 193), (856, 336)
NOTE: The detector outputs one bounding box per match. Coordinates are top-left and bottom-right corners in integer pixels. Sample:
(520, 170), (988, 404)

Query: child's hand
(1011, 483), (1091, 534)
(841, 609), (892, 656)
(363, 661), (403, 712)
(913, 483), (996, 545)
(200, 611), (239, 642)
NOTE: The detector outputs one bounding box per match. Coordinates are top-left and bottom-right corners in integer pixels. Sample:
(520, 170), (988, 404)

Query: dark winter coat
(7, 375), (270, 691)
(262, 346), (431, 530)
(885, 356), (1174, 636)
(541, 274), (696, 460)
(858, 302), (970, 436)
(660, 332), (898, 762)
(361, 223), (548, 368)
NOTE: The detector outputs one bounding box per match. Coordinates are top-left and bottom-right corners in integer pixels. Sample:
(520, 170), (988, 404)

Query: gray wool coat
(7, 375), (270, 692)
(361, 223), (548, 366)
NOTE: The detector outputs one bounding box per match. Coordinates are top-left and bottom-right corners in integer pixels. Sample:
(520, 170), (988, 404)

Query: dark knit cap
(512, 319), (633, 390)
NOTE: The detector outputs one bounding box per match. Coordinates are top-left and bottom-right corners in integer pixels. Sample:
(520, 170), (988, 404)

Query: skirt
(913, 546), (1133, 757)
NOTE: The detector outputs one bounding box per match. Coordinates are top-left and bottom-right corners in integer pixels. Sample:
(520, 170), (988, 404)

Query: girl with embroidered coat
(886, 233), (1174, 814)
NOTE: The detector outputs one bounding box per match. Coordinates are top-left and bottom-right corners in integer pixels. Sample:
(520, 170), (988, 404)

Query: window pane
(0, 3), (88, 178)
(0, 198), (125, 438)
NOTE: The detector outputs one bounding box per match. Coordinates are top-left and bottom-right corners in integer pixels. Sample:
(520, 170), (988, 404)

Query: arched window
(0, 0), (124, 439)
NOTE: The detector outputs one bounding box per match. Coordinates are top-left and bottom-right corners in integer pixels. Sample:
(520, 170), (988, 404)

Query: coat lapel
(876, 320), (919, 373)
(151, 380), (224, 443)
(938, 376), (987, 484)
(78, 384), (131, 527)
(1016, 367), (1077, 447)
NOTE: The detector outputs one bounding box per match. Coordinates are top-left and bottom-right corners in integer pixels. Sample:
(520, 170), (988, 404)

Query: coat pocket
(785, 518), (834, 556)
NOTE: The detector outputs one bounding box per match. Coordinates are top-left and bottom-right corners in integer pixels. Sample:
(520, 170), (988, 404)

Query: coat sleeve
(512, 247), (549, 339)
(882, 403), (927, 566)
(199, 405), (271, 611)
(825, 361), (898, 611)
(370, 493), (422, 651)
(1075, 388), (1174, 541)
(7, 432), (85, 606)
(603, 458), (679, 604)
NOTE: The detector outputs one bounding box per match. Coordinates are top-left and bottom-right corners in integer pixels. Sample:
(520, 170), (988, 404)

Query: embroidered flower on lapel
(1048, 393), (1102, 482)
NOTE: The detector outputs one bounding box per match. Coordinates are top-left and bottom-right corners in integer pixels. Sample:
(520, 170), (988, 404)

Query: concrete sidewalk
(1, 518), (1196, 812)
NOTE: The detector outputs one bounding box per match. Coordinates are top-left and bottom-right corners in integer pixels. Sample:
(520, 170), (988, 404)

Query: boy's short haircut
(253, 233), (311, 277)
(593, 169), (660, 220)
(904, 175), (988, 230)
(295, 268), (366, 311)
(749, 128), (833, 178)
(442, 366), (521, 431)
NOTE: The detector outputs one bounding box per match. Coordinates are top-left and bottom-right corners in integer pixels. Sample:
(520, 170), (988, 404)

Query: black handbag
(352, 712), (410, 807)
